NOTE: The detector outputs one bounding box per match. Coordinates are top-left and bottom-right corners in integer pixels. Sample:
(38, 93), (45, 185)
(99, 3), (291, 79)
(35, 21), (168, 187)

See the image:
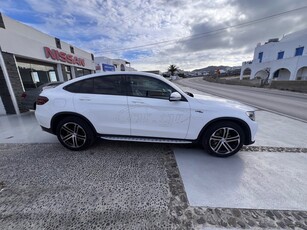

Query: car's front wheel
(202, 122), (244, 157)
(56, 117), (95, 151)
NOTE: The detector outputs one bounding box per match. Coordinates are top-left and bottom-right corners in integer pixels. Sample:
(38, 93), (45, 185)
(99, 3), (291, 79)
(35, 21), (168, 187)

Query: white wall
(241, 29), (307, 81)
(0, 14), (95, 70)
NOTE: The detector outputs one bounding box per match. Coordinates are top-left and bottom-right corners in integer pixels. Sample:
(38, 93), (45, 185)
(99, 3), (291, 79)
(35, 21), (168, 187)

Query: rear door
(66, 75), (130, 135)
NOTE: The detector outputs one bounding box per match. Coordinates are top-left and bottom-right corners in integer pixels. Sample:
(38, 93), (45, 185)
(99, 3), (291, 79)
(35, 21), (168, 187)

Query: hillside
(192, 66), (230, 73)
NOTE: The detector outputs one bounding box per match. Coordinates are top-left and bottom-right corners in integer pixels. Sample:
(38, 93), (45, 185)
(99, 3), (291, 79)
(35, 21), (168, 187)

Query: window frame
(277, 51), (284, 60)
(295, 47), (304, 56)
(63, 74), (187, 101)
(258, 52), (263, 63)
(55, 38), (61, 49)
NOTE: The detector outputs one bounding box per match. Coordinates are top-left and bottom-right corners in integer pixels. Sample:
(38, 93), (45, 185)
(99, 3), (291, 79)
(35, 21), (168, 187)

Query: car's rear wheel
(56, 117), (95, 151)
(202, 122), (244, 157)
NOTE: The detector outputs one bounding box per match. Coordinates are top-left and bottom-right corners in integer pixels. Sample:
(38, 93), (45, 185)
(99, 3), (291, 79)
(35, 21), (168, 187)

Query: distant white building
(240, 29), (307, 81)
(95, 56), (137, 72)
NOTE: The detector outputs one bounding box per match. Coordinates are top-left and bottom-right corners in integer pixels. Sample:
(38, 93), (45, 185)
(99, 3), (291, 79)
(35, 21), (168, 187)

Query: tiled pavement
(0, 142), (306, 229)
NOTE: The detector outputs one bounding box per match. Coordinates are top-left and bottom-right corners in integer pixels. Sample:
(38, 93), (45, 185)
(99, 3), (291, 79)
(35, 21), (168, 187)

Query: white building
(0, 13), (95, 115)
(240, 29), (307, 81)
(95, 56), (136, 72)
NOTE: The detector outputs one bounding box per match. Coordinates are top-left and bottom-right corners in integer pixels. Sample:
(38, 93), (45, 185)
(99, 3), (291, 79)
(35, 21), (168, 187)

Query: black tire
(56, 116), (95, 151)
(202, 122), (245, 157)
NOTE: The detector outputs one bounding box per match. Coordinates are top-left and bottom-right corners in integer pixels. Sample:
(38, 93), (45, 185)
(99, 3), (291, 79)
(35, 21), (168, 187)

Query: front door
(126, 75), (190, 139)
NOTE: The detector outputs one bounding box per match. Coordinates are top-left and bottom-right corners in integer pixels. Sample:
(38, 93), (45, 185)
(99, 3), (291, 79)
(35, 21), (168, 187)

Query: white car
(35, 72), (257, 157)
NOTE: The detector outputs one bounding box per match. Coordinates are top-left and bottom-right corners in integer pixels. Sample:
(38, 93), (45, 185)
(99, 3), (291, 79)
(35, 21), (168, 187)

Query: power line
(102, 5), (307, 53)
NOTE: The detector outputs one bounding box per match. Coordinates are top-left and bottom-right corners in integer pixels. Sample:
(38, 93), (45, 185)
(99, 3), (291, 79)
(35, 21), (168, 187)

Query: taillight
(36, 96), (49, 105)
(21, 92), (27, 98)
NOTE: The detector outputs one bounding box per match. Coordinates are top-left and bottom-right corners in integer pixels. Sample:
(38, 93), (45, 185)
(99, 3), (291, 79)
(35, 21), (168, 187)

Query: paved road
(177, 77), (307, 122)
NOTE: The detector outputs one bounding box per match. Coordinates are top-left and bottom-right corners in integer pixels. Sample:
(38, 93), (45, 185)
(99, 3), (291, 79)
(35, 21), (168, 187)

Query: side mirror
(169, 92), (182, 101)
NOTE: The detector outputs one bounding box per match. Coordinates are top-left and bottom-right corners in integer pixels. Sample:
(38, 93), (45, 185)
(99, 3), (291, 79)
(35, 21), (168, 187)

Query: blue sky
(1, 0), (307, 71)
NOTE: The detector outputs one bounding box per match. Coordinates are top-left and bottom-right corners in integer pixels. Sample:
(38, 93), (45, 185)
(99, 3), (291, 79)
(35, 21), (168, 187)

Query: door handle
(131, 101), (144, 104)
(79, 98), (91, 101)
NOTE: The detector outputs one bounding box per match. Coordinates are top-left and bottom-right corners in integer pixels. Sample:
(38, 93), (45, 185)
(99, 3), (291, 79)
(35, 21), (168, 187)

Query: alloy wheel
(59, 122), (87, 149)
(209, 127), (241, 155)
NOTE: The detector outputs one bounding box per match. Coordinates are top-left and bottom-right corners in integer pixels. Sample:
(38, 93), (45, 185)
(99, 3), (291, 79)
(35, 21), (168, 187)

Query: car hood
(193, 94), (255, 111)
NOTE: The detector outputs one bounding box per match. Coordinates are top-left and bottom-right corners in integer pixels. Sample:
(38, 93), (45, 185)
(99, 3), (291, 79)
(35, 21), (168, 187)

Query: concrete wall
(204, 77), (262, 87)
(0, 60), (15, 114)
(204, 77), (307, 93)
(2, 52), (26, 113)
(270, 80), (307, 93)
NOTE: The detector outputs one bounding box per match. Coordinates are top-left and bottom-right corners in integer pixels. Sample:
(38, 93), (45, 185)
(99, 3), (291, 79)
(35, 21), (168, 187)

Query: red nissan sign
(44, 47), (85, 66)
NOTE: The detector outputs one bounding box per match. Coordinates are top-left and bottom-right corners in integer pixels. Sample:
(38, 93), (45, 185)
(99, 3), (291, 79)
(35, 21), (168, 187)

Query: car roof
(61, 71), (165, 86)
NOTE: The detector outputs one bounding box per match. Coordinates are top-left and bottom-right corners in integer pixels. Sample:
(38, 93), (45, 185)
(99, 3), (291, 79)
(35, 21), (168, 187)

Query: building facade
(0, 13), (95, 115)
(95, 56), (137, 72)
(240, 29), (307, 82)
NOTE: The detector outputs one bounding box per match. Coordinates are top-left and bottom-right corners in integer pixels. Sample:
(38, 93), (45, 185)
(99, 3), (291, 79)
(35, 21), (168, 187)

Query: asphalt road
(177, 77), (307, 122)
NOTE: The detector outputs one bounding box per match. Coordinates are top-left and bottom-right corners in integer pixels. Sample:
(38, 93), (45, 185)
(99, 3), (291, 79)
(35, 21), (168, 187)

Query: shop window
(295, 47), (304, 56)
(0, 13), (5, 29)
(49, 71), (57, 82)
(65, 66), (72, 80)
(55, 38), (61, 49)
(70, 46), (74, 54)
(277, 51), (284, 60)
(16, 59), (58, 90)
(76, 68), (91, 77)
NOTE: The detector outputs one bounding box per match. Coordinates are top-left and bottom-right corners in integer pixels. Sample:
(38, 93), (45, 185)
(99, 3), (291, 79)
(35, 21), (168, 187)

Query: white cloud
(2, 0), (307, 71)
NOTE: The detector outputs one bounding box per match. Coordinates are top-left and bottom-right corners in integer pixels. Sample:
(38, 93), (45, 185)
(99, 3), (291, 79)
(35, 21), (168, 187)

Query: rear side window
(64, 78), (93, 93)
(64, 75), (125, 95)
(93, 75), (125, 95)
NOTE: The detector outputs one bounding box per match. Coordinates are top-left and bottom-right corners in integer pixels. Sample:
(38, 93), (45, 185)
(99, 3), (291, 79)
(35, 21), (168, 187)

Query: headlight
(246, 111), (255, 121)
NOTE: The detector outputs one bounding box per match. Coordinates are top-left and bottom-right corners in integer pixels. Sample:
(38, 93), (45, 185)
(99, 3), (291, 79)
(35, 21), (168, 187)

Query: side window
(127, 75), (176, 100)
(64, 78), (93, 93)
(93, 75), (124, 95)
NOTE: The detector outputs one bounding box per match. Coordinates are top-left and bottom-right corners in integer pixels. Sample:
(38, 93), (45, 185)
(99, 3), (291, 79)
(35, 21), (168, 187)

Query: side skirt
(100, 136), (193, 144)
